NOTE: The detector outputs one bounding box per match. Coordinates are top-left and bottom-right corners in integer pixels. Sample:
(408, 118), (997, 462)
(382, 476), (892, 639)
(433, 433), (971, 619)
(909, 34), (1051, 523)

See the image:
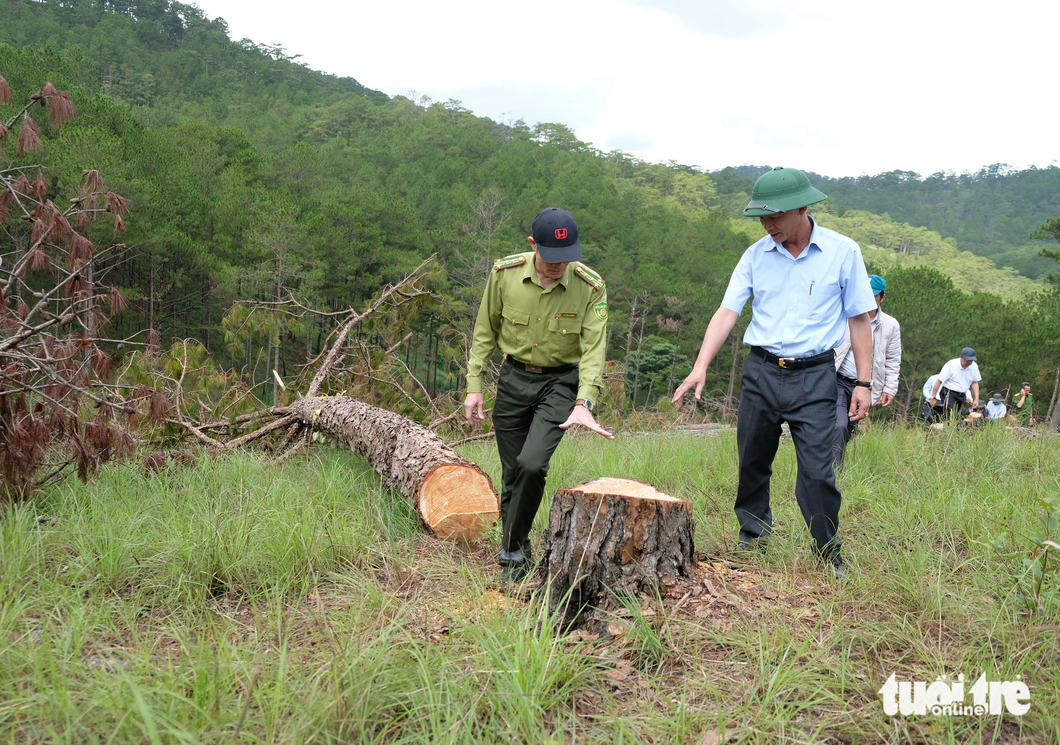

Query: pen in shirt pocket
(809, 280), (815, 296)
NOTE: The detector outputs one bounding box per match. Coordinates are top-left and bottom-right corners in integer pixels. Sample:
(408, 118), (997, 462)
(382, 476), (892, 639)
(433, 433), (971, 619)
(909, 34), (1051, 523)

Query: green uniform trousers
(492, 359), (579, 563)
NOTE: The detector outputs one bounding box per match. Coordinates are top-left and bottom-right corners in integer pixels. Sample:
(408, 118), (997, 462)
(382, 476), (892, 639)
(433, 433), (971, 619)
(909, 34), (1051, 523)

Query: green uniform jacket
(1011, 392), (1034, 424)
(466, 252), (607, 403)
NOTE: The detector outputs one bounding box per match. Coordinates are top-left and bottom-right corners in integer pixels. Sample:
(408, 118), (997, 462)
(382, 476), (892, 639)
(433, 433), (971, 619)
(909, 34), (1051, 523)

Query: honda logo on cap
(555, 228), (568, 240)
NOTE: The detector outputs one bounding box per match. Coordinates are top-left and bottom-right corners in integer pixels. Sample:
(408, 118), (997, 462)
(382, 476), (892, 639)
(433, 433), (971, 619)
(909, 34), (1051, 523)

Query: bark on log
(288, 396), (499, 540)
(541, 477), (695, 619)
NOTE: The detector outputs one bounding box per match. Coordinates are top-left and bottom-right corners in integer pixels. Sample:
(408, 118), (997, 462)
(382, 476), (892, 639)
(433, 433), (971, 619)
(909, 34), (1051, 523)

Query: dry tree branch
(197, 407), (288, 433)
(156, 255), (438, 456)
(0, 375), (81, 417)
(449, 431), (496, 447)
(387, 341), (437, 412)
(33, 459), (75, 490)
(275, 422), (302, 453)
(306, 254), (437, 398)
(166, 418), (224, 449)
(0, 312), (78, 353)
(385, 332), (413, 355)
(428, 407), (465, 431)
(274, 431), (309, 464)
(224, 413), (297, 449)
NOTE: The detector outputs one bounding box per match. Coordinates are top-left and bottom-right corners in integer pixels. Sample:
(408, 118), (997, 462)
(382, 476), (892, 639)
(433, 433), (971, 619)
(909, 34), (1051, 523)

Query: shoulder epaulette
(574, 264), (604, 290)
(493, 255), (527, 271)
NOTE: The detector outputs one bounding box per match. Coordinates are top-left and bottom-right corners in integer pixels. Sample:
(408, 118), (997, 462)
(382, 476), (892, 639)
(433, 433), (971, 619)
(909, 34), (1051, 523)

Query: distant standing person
(1011, 382), (1035, 425)
(983, 393), (1008, 422)
(671, 167), (877, 578)
(465, 207), (613, 583)
(929, 348), (981, 419)
(831, 273), (901, 467)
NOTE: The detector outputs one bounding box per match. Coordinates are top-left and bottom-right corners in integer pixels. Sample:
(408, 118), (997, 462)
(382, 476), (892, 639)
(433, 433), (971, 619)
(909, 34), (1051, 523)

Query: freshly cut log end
(541, 477), (696, 622)
(289, 396), (499, 541)
(418, 464), (498, 540)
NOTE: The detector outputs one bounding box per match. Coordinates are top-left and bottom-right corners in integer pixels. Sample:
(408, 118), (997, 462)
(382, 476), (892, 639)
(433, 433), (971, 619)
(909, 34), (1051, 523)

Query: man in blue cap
(465, 207), (613, 584)
(672, 167), (877, 579)
(831, 273), (902, 467)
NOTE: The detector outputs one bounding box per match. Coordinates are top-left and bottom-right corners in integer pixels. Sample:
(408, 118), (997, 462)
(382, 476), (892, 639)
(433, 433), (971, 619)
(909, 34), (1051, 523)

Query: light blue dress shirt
(984, 401), (1007, 420)
(922, 375), (939, 402)
(721, 219), (877, 357)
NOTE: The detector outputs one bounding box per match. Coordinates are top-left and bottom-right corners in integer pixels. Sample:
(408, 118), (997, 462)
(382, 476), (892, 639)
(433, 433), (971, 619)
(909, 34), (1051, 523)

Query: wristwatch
(576, 398), (594, 413)
(854, 380), (871, 388)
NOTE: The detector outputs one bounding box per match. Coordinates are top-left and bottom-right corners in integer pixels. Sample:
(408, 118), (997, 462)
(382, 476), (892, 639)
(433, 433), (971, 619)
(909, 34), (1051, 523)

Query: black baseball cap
(531, 207), (582, 263)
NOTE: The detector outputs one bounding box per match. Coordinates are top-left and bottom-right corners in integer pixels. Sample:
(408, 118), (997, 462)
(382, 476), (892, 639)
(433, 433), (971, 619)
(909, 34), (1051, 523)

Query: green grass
(1, 424), (1058, 743)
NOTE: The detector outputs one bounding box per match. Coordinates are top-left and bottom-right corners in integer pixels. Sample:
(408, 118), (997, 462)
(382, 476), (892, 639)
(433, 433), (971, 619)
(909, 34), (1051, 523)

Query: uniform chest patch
(594, 301), (608, 321)
(555, 313), (577, 318)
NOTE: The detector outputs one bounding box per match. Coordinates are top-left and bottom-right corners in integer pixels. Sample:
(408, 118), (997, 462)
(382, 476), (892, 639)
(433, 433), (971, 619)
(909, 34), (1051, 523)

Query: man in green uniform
(1011, 382), (1035, 425)
(465, 207), (613, 582)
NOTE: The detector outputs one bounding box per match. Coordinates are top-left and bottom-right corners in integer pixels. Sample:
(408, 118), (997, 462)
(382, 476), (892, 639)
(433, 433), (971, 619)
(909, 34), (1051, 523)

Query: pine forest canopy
(3, 0), (1060, 431)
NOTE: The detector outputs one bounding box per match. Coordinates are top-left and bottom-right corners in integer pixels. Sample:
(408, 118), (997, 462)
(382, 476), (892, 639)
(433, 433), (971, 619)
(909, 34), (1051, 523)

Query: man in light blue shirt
(673, 167), (876, 579)
(984, 393), (1007, 422)
(922, 374), (941, 421)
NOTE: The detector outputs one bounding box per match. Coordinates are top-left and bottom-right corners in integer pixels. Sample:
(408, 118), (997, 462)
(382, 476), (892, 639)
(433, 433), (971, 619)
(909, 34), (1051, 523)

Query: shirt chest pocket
(807, 277), (842, 319)
(548, 315), (582, 356)
(500, 308), (530, 348)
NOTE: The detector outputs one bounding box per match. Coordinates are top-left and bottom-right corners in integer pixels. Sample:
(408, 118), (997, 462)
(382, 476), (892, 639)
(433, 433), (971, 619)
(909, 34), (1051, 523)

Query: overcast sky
(191, 0), (1059, 178)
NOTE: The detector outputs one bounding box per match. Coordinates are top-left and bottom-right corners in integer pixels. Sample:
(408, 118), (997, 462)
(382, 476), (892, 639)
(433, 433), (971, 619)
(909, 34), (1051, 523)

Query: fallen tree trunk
(289, 396), (499, 540)
(541, 477), (695, 621)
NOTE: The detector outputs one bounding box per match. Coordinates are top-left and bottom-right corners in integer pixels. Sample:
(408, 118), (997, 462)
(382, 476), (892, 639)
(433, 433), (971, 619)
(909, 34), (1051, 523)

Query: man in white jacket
(832, 274), (902, 467)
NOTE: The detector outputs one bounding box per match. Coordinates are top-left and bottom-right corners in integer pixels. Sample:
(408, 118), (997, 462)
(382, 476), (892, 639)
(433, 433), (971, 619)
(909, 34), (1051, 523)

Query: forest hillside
(2, 0), (1059, 426)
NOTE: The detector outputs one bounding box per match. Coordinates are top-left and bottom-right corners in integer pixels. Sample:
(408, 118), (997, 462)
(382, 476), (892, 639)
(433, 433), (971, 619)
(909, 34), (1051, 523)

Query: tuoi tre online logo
(879, 673), (1030, 717)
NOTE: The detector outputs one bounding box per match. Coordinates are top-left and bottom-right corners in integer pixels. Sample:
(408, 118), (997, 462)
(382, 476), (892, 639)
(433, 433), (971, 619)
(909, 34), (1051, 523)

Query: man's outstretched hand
(559, 403), (614, 439)
(848, 386), (871, 422)
(672, 367), (707, 405)
(464, 392), (485, 426)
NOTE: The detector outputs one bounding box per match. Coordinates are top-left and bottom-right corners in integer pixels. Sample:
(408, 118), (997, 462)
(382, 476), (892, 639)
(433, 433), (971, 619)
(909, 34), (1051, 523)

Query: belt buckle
(525, 364), (543, 374)
(778, 357), (795, 369)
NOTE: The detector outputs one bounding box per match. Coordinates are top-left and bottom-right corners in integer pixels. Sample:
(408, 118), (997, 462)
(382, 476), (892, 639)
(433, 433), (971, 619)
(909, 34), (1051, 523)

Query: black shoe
(736, 534), (768, 553)
(500, 546), (531, 565)
(827, 558), (848, 581)
(499, 563), (530, 583)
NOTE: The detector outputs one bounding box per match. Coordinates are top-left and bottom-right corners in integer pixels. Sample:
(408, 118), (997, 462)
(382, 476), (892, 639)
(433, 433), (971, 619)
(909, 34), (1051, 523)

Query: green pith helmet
(742, 167), (827, 217)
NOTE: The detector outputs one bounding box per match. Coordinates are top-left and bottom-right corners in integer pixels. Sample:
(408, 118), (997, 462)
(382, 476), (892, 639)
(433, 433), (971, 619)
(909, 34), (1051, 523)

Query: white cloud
(193, 0), (1060, 177)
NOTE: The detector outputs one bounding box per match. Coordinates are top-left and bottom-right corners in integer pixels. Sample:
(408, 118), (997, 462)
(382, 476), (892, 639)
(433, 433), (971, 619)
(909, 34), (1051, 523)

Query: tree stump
(289, 396), (499, 540)
(541, 477), (695, 620)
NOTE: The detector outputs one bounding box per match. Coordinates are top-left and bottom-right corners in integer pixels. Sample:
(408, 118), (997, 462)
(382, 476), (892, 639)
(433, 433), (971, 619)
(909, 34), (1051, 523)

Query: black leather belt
(750, 346), (834, 370)
(837, 373), (858, 385)
(505, 357), (578, 375)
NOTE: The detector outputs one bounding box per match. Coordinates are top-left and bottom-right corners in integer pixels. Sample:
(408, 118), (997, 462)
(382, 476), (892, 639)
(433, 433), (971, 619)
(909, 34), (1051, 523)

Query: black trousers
(934, 387), (967, 420)
(492, 362), (578, 564)
(833, 375), (858, 469)
(735, 352), (842, 560)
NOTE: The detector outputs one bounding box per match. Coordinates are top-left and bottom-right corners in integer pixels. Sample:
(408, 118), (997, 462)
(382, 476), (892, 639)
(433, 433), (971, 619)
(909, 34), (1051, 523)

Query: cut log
(541, 477), (695, 620)
(289, 396), (499, 540)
